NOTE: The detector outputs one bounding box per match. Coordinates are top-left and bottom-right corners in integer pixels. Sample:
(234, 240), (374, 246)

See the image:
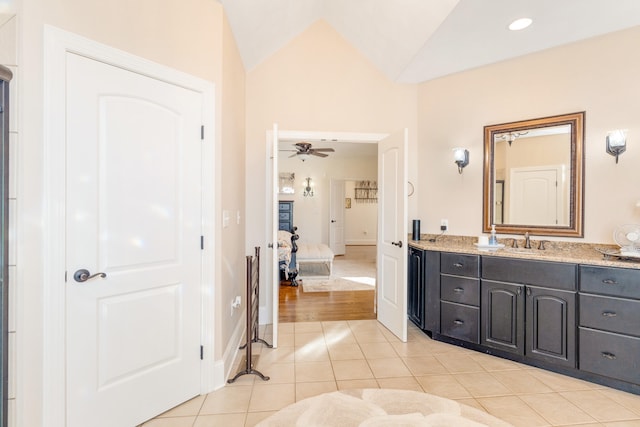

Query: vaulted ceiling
(220, 0), (640, 83)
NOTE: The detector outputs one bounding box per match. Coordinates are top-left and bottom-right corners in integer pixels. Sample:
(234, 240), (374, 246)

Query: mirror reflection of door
(509, 166), (563, 225)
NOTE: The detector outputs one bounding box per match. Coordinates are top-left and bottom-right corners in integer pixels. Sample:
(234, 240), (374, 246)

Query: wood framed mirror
(483, 112), (585, 237)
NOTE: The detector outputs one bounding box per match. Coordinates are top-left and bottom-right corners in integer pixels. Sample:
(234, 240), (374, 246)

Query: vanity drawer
(482, 257), (576, 290)
(579, 266), (640, 299)
(440, 301), (479, 344)
(579, 328), (640, 384)
(441, 253), (479, 278)
(441, 276), (479, 306)
(580, 294), (640, 337)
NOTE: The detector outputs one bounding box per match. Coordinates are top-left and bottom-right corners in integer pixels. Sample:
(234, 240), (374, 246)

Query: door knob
(391, 241), (403, 248)
(73, 269), (107, 283)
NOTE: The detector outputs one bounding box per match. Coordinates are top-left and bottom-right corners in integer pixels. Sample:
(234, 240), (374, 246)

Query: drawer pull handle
(453, 262), (463, 268)
(602, 279), (617, 285)
(453, 287), (464, 293)
(453, 319), (464, 325)
(601, 352), (617, 360)
(601, 311), (617, 318)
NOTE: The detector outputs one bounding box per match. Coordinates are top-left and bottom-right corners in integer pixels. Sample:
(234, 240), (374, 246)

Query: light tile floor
(144, 320), (640, 427)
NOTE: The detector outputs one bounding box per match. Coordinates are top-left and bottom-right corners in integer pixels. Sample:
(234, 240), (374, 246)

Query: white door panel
(329, 180), (346, 255)
(270, 124), (280, 347)
(66, 52), (202, 427)
(377, 129), (408, 342)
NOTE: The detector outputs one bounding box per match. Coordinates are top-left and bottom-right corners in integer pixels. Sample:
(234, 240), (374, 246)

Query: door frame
(42, 26), (217, 426)
(268, 130), (387, 332)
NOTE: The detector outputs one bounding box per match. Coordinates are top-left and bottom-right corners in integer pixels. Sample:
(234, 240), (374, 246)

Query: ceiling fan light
(509, 18), (532, 31)
(298, 153), (310, 161)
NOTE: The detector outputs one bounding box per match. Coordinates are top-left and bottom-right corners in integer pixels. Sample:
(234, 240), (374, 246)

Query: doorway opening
(276, 135), (379, 323)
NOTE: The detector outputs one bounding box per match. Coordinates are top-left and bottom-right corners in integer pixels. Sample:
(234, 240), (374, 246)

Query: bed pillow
(277, 230), (292, 248)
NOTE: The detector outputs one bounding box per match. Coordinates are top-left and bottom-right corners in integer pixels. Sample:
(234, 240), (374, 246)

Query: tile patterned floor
(144, 320), (640, 427)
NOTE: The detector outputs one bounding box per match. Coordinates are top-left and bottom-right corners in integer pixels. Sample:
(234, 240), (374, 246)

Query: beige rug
(257, 389), (513, 426)
(302, 277), (374, 292)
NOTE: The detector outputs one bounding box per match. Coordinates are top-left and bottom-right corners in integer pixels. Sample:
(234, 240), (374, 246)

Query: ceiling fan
(281, 142), (335, 161)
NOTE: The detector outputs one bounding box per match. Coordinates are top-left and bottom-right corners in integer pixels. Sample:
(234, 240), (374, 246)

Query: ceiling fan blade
(288, 153), (298, 158)
(311, 148), (335, 152)
(311, 152), (328, 157)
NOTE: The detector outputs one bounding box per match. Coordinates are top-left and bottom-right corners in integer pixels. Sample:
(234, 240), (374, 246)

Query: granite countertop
(408, 234), (640, 270)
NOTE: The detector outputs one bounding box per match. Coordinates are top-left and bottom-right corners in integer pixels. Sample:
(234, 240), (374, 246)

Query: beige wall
(278, 154), (377, 245)
(218, 14), (247, 361)
(417, 26), (640, 243)
(16, 1), (245, 425)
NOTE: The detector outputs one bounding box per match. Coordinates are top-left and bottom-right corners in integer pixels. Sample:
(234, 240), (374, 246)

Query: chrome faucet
(524, 232), (532, 249)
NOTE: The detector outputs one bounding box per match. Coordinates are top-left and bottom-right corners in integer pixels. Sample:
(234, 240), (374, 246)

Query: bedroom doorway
(275, 132), (381, 324)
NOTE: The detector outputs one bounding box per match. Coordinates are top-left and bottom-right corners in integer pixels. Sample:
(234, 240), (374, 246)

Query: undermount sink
(503, 247), (543, 256)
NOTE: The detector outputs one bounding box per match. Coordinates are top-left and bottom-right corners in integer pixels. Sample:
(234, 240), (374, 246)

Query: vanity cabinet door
(407, 248), (440, 333)
(526, 286), (576, 368)
(408, 247), (425, 329)
(481, 280), (525, 355)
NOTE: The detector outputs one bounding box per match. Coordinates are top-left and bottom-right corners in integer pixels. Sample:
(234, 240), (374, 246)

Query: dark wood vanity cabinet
(407, 244), (640, 394)
(407, 248), (440, 333)
(578, 265), (640, 387)
(481, 257), (577, 369)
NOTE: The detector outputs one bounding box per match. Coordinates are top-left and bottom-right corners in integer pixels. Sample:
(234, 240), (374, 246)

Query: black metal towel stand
(227, 247), (272, 383)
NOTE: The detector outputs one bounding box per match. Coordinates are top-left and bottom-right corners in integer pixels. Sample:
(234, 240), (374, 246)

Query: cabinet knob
(601, 352), (617, 360)
(453, 287), (464, 293)
(602, 279), (618, 285)
(453, 262), (463, 268)
(601, 311), (617, 318)
(453, 319), (464, 325)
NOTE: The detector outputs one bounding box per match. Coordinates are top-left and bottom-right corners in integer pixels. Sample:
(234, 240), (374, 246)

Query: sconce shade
(606, 129), (627, 163)
(453, 148), (469, 174)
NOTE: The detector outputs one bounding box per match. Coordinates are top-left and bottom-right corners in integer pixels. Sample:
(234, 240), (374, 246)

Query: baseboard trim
(213, 309), (246, 389)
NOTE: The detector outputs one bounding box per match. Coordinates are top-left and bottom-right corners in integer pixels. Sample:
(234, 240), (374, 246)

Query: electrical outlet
(440, 219), (448, 231)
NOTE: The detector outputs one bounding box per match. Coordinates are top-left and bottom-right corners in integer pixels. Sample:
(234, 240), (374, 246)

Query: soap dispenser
(489, 225), (497, 245)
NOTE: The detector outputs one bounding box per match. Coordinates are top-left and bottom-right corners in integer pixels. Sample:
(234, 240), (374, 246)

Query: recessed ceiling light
(509, 18), (533, 31)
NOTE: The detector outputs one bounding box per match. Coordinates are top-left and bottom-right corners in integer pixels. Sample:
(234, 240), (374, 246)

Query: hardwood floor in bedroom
(279, 245), (376, 322)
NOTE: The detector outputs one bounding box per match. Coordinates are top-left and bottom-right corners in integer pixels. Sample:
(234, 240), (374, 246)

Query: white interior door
(329, 180), (346, 255)
(65, 53), (202, 427)
(509, 166), (561, 225)
(377, 129), (408, 342)
(270, 124), (280, 347)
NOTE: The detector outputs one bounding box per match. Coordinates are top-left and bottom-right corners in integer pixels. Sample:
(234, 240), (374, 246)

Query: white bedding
(296, 243), (334, 277)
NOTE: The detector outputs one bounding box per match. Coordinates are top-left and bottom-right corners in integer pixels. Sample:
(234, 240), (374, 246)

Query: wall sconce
(453, 148), (469, 174)
(606, 129), (627, 163)
(303, 177), (314, 197)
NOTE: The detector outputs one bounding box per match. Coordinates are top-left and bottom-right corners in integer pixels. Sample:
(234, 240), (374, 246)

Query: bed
(295, 242), (334, 278)
(277, 229), (335, 281)
(277, 229), (299, 286)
